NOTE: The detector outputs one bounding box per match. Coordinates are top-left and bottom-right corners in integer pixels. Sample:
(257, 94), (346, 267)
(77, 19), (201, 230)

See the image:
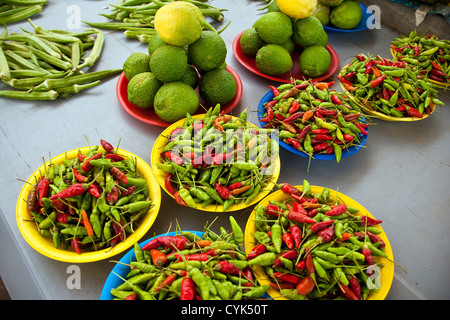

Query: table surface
(0, 0), (449, 300)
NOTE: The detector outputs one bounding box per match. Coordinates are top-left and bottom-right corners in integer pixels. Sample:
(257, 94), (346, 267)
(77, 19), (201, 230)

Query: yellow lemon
(154, 1), (215, 47)
(276, 0), (318, 19)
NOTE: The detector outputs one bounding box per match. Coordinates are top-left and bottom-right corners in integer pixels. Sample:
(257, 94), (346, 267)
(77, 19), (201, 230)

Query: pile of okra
(259, 80), (369, 163)
(249, 180), (389, 300)
(110, 217), (269, 300)
(0, 19), (122, 100)
(26, 139), (152, 254)
(156, 105), (278, 211)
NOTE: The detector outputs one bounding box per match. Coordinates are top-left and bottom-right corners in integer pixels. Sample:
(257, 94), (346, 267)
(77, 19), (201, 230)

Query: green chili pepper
(270, 222), (282, 253)
(247, 252), (277, 266)
(229, 216), (243, 245)
(312, 257), (328, 280)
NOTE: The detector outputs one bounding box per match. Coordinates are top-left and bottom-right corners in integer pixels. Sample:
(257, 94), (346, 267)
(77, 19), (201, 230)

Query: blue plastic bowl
(257, 90), (369, 161)
(324, 3), (373, 33)
(100, 231), (203, 300)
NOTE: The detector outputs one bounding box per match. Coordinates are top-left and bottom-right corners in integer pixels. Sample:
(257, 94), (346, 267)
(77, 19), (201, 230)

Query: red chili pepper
(315, 134), (334, 141)
(413, 45), (420, 56)
(156, 236), (190, 250)
(286, 211), (316, 224)
(49, 183), (87, 200)
(313, 141), (328, 152)
(273, 249), (298, 267)
(309, 220), (334, 233)
(88, 184), (101, 198)
(297, 124), (311, 140)
(71, 238), (81, 254)
(106, 184), (119, 205)
(349, 276), (361, 299)
(355, 54), (366, 61)
(227, 182), (242, 191)
(355, 122), (368, 135)
(367, 231), (385, 248)
(340, 232), (352, 242)
(330, 94), (341, 105)
(296, 275), (315, 295)
(109, 167), (128, 184)
(430, 60), (441, 71)
(340, 283), (359, 300)
(296, 260), (306, 271)
(318, 108), (337, 117)
(317, 224), (335, 243)
(290, 225), (302, 248)
(325, 204), (347, 216)
(359, 215), (383, 226)
(73, 168), (88, 183)
(343, 134), (354, 143)
(193, 121), (205, 131)
(164, 173), (176, 195)
(246, 243), (267, 261)
(174, 191), (188, 207)
(282, 232), (294, 250)
(284, 112), (303, 123)
(280, 183), (301, 196)
(370, 74), (386, 88)
(56, 212), (69, 223)
(269, 85), (281, 96)
(362, 246), (374, 265)
(212, 152), (233, 165)
(121, 185), (136, 197)
(214, 260), (243, 275)
(105, 154), (125, 162)
(343, 113), (361, 122)
(286, 138), (301, 150)
(180, 278), (196, 300)
(241, 267), (254, 287)
(311, 128), (329, 134)
(26, 190), (38, 216)
(165, 151), (184, 165)
(274, 272), (301, 284)
(214, 183), (230, 200)
(267, 204), (284, 217)
(288, 100), (300, 113)
(125, 293), (138, 300)
(37, 177), (50, 206)
(81, 152), (103, 172)
(100, 139), (115, 153)
(365, 60), (373, 74)
(337, 74), (352, 85)
(292, 202), (307, 215)
(112, 220), (125, 242)
(77, 153), (86, 162)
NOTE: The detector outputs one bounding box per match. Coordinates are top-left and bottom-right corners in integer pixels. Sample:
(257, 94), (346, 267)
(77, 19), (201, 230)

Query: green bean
(0, 4), (43, 25)
(34, 68), (122, 90)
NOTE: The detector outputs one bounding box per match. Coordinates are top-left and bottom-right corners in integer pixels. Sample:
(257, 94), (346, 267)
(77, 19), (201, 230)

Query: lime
(292, 16), (325, 47)
(276, 0), (317, 19)
(148, 33), (167, 57)
(150, 45), (188, 83)
(154, 1), (215, 47)
(199, 68), (237, 106)
(330, 1), (363, 29)
(154, 82), (199, 122)
(127, 72), (162, 109)
(123, 52), (151, 81)
(316, 29), (329, 47)
(180, 65), (199, 88)
(319, 0), (344, 7)
(299, 45), (331, 77)
(313, 3), (331, 25)
(240, 27), (265, 56)
(280, 37), (296, 54)
(253, 12), (293, 45)
(187, 31), (227, 73)
(256, 44), (293, 76)
(267, 1), (281, 12)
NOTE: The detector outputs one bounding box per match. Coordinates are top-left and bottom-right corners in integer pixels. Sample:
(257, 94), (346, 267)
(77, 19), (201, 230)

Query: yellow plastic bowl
(151, 114), (281, 212)
(244, 185), (395, 300)
(339, 65), (434, 122)
(16, 147), (161, 263)
(390, 48), (449, 89)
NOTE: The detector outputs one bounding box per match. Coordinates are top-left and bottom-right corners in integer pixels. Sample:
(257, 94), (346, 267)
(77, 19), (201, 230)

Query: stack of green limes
(123, 1), (237, 123)
(240, 9), (331, 78)
(313, 0), (363, 30)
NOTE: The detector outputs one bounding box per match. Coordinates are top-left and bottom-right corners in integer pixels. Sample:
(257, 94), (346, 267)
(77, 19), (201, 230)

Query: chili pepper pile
(84, 0), (225, 43)
(391, 30), (449, 85)
(0, 1), (47, 25)
(156, 105), (278, 211)
(0, 20), (122, 100)
(249, 180), (389, 300)
(259, 80), (369, 163)
(338, 53), (444, 119)
(109, 217), (269, 300)
(25, 139), (152, 254)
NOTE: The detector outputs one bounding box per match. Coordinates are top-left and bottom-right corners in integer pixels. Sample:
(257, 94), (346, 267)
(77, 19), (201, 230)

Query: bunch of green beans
(83, 0), (226, 43)
(0, 0), (47, 25)
(0, 19), (123, 100)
